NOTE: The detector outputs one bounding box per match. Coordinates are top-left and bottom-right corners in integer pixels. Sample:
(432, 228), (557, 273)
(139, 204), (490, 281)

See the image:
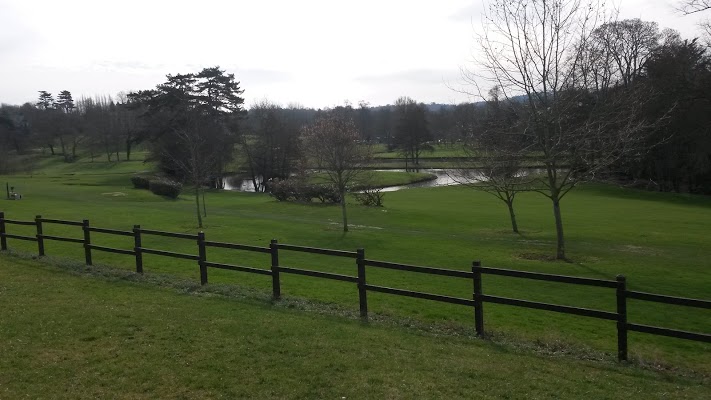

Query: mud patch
(517, 252), (560, 262)
(619, 245), (657, 256)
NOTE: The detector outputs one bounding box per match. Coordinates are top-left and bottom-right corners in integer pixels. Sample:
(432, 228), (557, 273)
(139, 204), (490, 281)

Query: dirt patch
(619, 245), (657, 256)
(517, 252), (559, 262)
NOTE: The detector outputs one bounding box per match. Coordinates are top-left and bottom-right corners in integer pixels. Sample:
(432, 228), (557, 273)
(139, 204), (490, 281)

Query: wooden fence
(1, 211), (709, 362)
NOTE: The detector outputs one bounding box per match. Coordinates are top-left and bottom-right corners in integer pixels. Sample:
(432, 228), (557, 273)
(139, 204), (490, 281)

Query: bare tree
(165, 116), (223, 228)
(393, 97), (432, 170)
(241, 100), (301, 192)
(584, 19), (660, 89)
(300, 114), (371, 232)
(677, 0), (711, 14)
(450, 88), (532, 233)
(676, 0), (711, 47)
(465, 0), (659, 260)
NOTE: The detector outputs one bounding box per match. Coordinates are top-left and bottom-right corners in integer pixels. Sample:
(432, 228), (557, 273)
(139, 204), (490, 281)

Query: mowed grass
(0, 256), (709, 399)
(1, 155), (710, 374)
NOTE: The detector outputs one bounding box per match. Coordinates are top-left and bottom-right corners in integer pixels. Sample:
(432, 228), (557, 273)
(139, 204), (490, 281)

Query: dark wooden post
(270, 239), (281, 300)
(616, 274), (628, 362)
(35, 215), (45, 257)
(473, 260), (484, 336)
(82, 219), (92, 265)
(133, 225), (143, 274)
(357, 248), (368, 320)
(198, 231), (207, 285)
(0, 211), (7, 251)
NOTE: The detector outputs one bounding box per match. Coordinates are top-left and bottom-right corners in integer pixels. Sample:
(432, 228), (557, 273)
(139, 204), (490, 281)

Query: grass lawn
(0, 255), (708, 399)
(1, 155), (710, 375)
(372, 143), (470, 159)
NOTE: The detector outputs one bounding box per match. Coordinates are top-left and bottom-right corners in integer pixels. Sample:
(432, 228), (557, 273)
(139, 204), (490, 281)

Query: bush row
(132, 175), (183, 199)
(267, 179), (341, 203)
(268, 178), (385, 206)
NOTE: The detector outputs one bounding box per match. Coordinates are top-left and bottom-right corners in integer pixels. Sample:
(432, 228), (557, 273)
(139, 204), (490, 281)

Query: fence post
(198, 231), (207, 285)
(0, 211), (7, 251)
(270, 239), (281, 300)
(473, 260), (484, 336)
(35, 215), (45, 257)
(82, 219), (92, 265)
(357, 248), (368, 320)
(616, 274), (628, 362)
(133, 225), (143, 274)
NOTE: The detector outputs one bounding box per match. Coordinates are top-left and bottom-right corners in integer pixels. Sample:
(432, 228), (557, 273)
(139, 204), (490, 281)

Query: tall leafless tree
(300, 114), (372, 232)
(464, 0), (660, 260)
(449, 87), (532, 234)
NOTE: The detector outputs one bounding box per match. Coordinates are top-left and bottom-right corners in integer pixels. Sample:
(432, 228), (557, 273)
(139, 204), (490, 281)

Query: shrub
(268, 179), (342, 204)
(268, 179), (299, 202)
(131, 175), (151, 189)
(149, 179), (182, 199)
(312, 184), (341, 203)
(354, 187), (385, 207)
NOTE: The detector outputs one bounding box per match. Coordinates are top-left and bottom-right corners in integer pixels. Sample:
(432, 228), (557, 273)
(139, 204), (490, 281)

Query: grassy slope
(0, 256), (708, 399)
(1, 155), (710, 373)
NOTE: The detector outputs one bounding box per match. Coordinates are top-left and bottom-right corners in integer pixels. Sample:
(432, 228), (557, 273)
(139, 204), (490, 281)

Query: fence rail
(1, 210), (709, 362)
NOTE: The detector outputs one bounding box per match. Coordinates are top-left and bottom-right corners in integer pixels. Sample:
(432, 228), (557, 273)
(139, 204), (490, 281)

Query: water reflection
(375, 169), (474, 192)
(223, 169), (473, 193)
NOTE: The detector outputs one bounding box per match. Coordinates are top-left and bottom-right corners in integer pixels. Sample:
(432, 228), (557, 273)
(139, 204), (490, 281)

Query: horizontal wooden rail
(204, 240), (271, 253)
(38, 218), (83, 226)
(88, 244), (135, 256)
(279, 266), (358, 283)
(481, 294), (618, 320)
(1, 219), (35, 226)
(139, 229), (197, 240)
(480, 267), (617, 288)
(140, 247), (200, 261)
(626, 291), (711, 309)
(204, 261), (273, 276)
(2, 233), (37, 241)
(366, 284), (475, 306)
(277, 243), (357, 258)
(365, 259), (473, 278)
(627, 323), (711, 343)
(2, 210), (710, 362)
(41, 235), (84, 244)
(87, 227), (134, 237)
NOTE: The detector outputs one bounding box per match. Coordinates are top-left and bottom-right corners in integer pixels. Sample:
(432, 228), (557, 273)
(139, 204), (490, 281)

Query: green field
(1, 155), (710, 379)
(2, 256), (708, 399)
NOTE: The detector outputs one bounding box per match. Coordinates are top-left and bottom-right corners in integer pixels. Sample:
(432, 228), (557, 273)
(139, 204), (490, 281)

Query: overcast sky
(0, 0), (708, 108)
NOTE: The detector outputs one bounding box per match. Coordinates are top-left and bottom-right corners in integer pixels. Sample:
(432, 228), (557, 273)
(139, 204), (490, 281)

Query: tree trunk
(59, 136), (66, 155)
(506, 200), (519, 234)
(340, 191), (348, 232)
(48, 144), (55, 155)
(552, 197), (565, 260)
(126, 139), (132, 161)
(202, 189), (207, 217)
(195, 186), (203, 228)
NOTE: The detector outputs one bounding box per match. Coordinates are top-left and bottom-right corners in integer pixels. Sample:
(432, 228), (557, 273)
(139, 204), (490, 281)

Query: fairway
(1, 156), (710, 375)
(0, 256), (708, 399)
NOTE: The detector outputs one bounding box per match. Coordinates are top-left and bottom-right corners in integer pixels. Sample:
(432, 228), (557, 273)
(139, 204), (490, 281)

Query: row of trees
(0, 91), (142, 164)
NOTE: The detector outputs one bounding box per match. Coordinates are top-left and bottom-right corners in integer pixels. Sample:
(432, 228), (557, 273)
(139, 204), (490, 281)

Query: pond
(222, 169), (478, 193)
(375, 169), (475, 192)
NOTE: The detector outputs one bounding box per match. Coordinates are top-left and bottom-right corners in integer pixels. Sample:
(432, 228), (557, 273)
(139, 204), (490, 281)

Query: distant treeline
(1, 23), (710, 194)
